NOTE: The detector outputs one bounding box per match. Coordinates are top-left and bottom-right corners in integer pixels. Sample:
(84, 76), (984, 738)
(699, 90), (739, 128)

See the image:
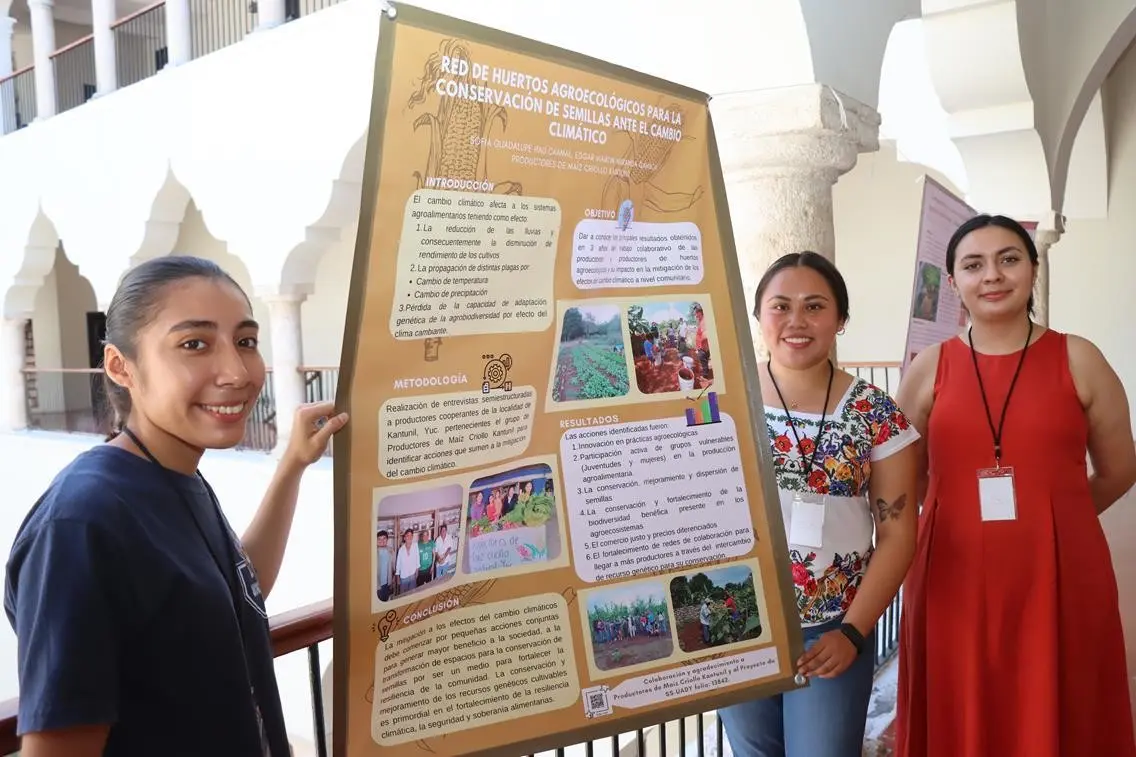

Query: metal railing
(0, 592), (903, 757)
(302, 367), (339, 404)
(21, 367), (277, 452)
(0, 66), (36, 132)
(114, 2), (169, 89)
(189, 0), (256, 60)
(1, 0), (349, 136)
(51, 37), (97, 115)
(843, 361), (903, 396)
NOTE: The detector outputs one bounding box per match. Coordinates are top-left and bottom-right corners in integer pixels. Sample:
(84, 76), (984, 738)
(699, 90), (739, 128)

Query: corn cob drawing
(602, 97), (704, 214)
(407, 38), (522, 195)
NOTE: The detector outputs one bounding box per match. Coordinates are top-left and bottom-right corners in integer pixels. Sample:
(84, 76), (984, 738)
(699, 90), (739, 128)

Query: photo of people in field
(669, 564), (762, 653)
(627, 301), (713, 394)
(586, 582), (674, 671)
(551, 305), (630, 402)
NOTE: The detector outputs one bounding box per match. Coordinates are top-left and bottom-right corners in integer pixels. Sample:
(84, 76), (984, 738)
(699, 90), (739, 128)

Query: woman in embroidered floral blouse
(718, 251), (919, 757)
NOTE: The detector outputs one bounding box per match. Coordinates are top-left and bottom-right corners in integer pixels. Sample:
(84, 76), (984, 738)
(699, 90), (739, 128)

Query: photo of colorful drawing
(669, 564), (762, 653)
(628, 301), (713, 394)
(463, 463), (562, 575)
(551, 305), (630, 402)
(585, 582), (674, 671)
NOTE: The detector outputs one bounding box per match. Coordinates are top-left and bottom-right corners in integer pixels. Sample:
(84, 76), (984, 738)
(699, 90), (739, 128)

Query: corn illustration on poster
(332, 4), (802, 755)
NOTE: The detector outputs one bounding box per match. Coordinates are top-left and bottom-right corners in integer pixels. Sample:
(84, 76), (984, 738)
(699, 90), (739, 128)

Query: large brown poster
(332, 5), (803, 755)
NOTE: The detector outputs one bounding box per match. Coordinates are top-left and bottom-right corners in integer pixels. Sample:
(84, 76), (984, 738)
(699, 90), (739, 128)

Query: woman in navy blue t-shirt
(4, 255), (348, 756)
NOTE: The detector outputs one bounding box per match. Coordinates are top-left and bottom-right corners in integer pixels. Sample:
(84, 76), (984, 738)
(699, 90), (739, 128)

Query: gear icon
(482, 353), (514, 393)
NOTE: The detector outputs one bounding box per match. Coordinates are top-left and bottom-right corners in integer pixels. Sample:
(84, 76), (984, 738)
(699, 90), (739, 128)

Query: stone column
(1032, 211), (1064, 327)
(164, 0), (191, 67)
(26, 0), (55, 120)
(1, 316), (29, 432)
(26, 0), (55, 118)
(90, 0), (117, 96)
(710, 83), (881, 359)
(0, 4), (16, 134)
(256, 0), (287, 31)
(263, 292), (307, 456)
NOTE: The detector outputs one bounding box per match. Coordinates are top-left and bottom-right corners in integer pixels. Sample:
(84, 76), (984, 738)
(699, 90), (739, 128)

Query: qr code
(582, 685), (612, 718)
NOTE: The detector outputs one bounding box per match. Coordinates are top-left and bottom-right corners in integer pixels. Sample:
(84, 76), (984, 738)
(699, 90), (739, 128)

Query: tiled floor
(876, 721), (896, 755)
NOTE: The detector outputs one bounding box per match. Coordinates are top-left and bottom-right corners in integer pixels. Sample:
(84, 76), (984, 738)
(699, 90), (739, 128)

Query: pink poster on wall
(902, 177), (976, 373)
(901, 178), (1040, 374)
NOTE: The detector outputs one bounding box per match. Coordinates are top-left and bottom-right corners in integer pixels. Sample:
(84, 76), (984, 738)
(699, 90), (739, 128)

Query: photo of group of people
(372, 460), (568, 607)
(628, 301), (713, 394)
(374, 484), (462, 603)
(581, 562), (764, 676)
(669, 565), (762, 653)
(586, 583), (674, 671)
(463, 463), (562, 575)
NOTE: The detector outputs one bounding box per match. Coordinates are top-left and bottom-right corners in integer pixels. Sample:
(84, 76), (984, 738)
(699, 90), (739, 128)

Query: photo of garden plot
(551, 305), (630, 403)
(670, 564), (762, 653)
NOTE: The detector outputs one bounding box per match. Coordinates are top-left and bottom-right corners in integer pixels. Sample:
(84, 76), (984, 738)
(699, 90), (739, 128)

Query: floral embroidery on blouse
(767, 378), (918, 626)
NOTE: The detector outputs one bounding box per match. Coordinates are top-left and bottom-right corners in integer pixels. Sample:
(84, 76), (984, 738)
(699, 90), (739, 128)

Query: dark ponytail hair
(102, 255), (249, 439)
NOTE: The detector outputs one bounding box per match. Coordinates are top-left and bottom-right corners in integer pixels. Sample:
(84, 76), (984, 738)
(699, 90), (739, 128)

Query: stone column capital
(256, 284), (313, 304)
(711, 83), (881, 182)
(1035, 210), (1065, 250)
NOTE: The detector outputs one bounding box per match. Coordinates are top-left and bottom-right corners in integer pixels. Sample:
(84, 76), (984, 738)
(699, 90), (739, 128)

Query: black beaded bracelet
(839, 623), (866, 655)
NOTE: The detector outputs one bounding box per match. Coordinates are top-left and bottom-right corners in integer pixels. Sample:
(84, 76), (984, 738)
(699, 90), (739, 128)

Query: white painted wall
(28, 247), (97, 414)
(300, 226), (354, 369)
(173, 201), (275, 364)
(833, 143), (963, 363)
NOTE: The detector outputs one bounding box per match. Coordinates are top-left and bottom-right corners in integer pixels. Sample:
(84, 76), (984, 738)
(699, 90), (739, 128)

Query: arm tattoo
(874, 493), (908, 523)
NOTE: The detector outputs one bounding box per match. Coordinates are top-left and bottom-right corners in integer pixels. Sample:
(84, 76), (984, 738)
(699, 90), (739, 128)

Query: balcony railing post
(0, 11), (15, 133)
(27, 0), (56, 119)
(91, 0), (118, 96)
(165, 0), (191, 67)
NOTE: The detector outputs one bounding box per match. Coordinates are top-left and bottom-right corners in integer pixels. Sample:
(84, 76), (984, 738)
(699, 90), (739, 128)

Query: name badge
(977, 467), (1017, 521)
(789, 492), (826, 548)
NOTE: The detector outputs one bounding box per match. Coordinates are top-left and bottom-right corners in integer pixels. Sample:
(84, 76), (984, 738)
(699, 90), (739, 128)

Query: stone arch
(2, 210), (62, 318)
(1050, 7), (1136, 215)
(877, 17), (968, 191)
(128, 166), (194, 268)
(799, 0), (921, 109)
(277, 131), (366, 296)
(921, 0), (1051, 218)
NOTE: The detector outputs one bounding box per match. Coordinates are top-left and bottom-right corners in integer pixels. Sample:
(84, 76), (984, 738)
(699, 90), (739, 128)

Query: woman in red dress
(895, 214), (1136, 756)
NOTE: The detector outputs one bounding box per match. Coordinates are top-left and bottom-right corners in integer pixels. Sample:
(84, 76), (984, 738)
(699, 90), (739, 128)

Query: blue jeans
(718, 617), (875, 757)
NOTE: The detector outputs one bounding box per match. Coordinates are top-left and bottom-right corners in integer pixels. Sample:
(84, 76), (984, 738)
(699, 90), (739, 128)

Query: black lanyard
(119, 427), (246, 639)
(767, 359), (835, 476)
(967, 320), (1033, 468)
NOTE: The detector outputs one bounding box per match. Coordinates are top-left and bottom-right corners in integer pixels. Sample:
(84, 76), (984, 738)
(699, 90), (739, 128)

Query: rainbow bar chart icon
(685, 391), (721, 426)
